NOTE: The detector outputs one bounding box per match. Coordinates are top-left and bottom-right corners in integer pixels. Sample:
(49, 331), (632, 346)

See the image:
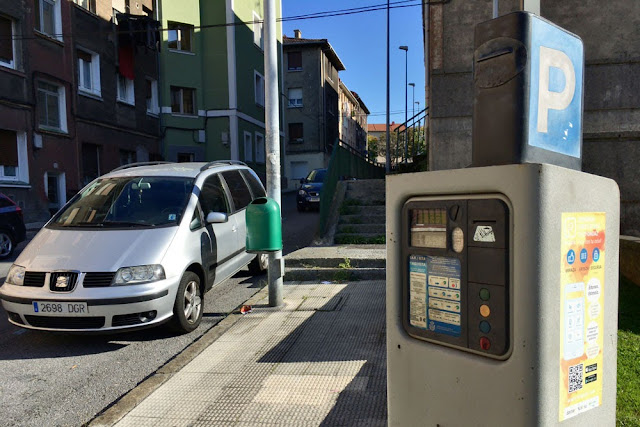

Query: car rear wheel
(248, 253), (268, 275)
(170, 271), (203, 333)
(0, 230), (14, 259)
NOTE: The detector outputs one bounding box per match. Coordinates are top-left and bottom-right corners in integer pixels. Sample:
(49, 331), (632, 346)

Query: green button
(479, 288), (491, 301)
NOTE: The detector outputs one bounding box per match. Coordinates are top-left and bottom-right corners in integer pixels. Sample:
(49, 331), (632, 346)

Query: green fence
(318, 140), (386, 236)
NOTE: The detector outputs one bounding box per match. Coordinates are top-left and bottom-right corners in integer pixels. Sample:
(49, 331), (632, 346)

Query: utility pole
(264, 0), (283, 307)
(399, 46), (408, 163)
(385, 0), (391, 173)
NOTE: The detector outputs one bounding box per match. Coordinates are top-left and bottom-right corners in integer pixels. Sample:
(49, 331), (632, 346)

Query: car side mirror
(206, 212), (228, 224)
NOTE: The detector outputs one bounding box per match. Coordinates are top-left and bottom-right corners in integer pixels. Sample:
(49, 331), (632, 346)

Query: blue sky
(281, 0), (425, 125)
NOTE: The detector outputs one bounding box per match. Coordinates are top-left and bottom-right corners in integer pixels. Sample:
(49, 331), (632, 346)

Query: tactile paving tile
(118, 279), (388, 426)
(115, 415), (194, 427)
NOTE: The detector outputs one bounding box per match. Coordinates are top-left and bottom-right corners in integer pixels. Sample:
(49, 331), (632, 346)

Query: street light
(408, 82), (415, 119)
(408, 82), (415, 160)
(399, 45), (408, 164)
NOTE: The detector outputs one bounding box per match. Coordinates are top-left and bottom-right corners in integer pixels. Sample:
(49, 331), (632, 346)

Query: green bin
(245, 197), (283, 253)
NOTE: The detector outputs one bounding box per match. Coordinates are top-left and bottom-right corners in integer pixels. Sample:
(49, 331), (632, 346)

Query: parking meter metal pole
(264, 0), (283, 307)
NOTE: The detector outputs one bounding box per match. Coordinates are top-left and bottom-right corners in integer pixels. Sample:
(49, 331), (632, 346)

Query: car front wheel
(170, 271), (203, 333)
(0, 230), (14, 259)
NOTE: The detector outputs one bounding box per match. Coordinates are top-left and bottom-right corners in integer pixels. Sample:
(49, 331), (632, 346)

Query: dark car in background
(297, 168), (327, 212)
(0, 193), (26, 259)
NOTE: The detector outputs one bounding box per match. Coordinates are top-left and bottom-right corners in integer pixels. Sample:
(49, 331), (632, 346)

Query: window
(170, 86), (196, 115)
(119, 149), (136, 166)
(288, 88), (302, 107)
(255, 133), (265, 164)
(254, 72), (265, 107)
(167, 22), (193, 52)
(117, 73), (134, 105)
(221, 170), (253, 211)
(177, 152), (195, 162)
(244, 132), (253, 162)
(253, 12), (263, 50)
(0, 130), (28, 181)
(0, 16), (16, 69)
(81, 143), (100, 185)
(288, 123), (303, 143)
(199, 174), (230, 215)
(240, 170), (266, 199)
(35, 0), (62, 40)
(77, 49), (101, 97)
(145, 78), (159, 115)
(74, 0), (96, 13)
(37, 81), (66, 132)
(287, 51), (302, 71)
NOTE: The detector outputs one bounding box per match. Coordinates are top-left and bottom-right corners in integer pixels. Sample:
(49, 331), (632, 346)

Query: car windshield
(49, 176), (194, 228)
(306, 169), (326, 183)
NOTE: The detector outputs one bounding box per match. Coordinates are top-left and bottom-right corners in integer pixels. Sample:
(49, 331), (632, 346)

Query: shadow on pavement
(257, 282), (387, 425)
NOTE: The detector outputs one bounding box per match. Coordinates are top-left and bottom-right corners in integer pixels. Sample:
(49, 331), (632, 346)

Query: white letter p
(537, 46), (575, 133)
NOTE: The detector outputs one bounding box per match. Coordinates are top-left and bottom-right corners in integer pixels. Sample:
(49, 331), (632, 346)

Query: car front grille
(25, 315), (105, 329)
(49, 272), (78, 292)
(83, 272), (116, 288)
(23, 272), (46, 287)
(308, 192), (319, 197)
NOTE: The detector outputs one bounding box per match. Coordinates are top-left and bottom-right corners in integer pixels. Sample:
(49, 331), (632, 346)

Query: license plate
(309, 197), (320, 202)
(32, 301), (89, 316)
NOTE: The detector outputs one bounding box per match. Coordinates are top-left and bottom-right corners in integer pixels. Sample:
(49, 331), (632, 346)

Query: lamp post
(399, 46), (408, 163)
(408, 82), (415, 159)
(408, 82), (415, 119)
(385, 0), (390, 173)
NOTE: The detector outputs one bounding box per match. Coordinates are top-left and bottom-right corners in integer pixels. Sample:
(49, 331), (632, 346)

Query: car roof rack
(111, 161), (174, 172)
(199, 160), (247, 172)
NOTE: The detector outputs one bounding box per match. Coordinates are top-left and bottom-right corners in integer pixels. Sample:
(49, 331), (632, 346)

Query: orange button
(480, 304), (491, 318)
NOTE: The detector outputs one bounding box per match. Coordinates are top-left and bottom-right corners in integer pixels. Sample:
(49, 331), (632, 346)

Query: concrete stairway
(284, 245), (386, 281)
(333, 179), (386, 245)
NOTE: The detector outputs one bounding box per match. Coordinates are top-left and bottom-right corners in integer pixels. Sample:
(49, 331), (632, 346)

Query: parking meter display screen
(410, 208), (447, 248)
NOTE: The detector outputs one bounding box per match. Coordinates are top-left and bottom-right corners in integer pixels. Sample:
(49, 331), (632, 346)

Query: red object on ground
(240, 305), (252, 314)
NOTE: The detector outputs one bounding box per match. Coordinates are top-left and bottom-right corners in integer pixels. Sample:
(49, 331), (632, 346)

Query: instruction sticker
(409, 255), (461, 337)
(559, 212), (605, 421)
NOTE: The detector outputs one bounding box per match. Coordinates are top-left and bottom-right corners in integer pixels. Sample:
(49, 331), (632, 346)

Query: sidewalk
(106, 277), (387, 426)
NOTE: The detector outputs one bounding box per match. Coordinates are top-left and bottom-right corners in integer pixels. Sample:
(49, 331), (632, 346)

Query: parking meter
(387, 12), (620, 426)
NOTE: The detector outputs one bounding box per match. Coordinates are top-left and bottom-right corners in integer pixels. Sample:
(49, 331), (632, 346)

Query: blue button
(567, 249), (575, 265)
(593, 247), (600, 262)
(479, 321), (491, 334)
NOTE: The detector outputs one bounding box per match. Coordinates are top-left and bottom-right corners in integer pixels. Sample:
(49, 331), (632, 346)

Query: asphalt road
(0, 191), (318, 426)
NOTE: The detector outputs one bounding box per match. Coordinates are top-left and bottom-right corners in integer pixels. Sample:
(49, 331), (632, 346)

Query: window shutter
(0, 130), (18, 166)
(288, 52), (301, 70)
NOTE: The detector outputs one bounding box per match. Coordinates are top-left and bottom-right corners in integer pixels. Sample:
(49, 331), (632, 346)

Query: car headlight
(113, 265), (165, 285)
(298, 189), (307, 195)
(5, 265), (25, 286)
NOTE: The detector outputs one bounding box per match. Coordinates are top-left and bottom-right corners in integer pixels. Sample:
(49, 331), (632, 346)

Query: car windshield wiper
(102, 220), (155, 228)
(61, 222), (103, 227)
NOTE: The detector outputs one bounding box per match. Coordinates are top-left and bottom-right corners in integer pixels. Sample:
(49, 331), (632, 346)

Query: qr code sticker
(569, 363), (583, 393)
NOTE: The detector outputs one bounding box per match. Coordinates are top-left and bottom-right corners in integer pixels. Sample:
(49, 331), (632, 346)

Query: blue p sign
(528, 16), (584, 159)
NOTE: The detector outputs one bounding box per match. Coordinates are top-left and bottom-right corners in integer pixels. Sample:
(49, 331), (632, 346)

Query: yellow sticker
(559, 213), (605, 421)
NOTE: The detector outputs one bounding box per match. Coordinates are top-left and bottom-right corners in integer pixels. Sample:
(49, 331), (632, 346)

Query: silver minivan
(0, 161), (269, 333)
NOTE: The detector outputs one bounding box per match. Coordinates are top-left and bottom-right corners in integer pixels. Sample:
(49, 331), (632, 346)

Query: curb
(88, 285), (270, 427)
